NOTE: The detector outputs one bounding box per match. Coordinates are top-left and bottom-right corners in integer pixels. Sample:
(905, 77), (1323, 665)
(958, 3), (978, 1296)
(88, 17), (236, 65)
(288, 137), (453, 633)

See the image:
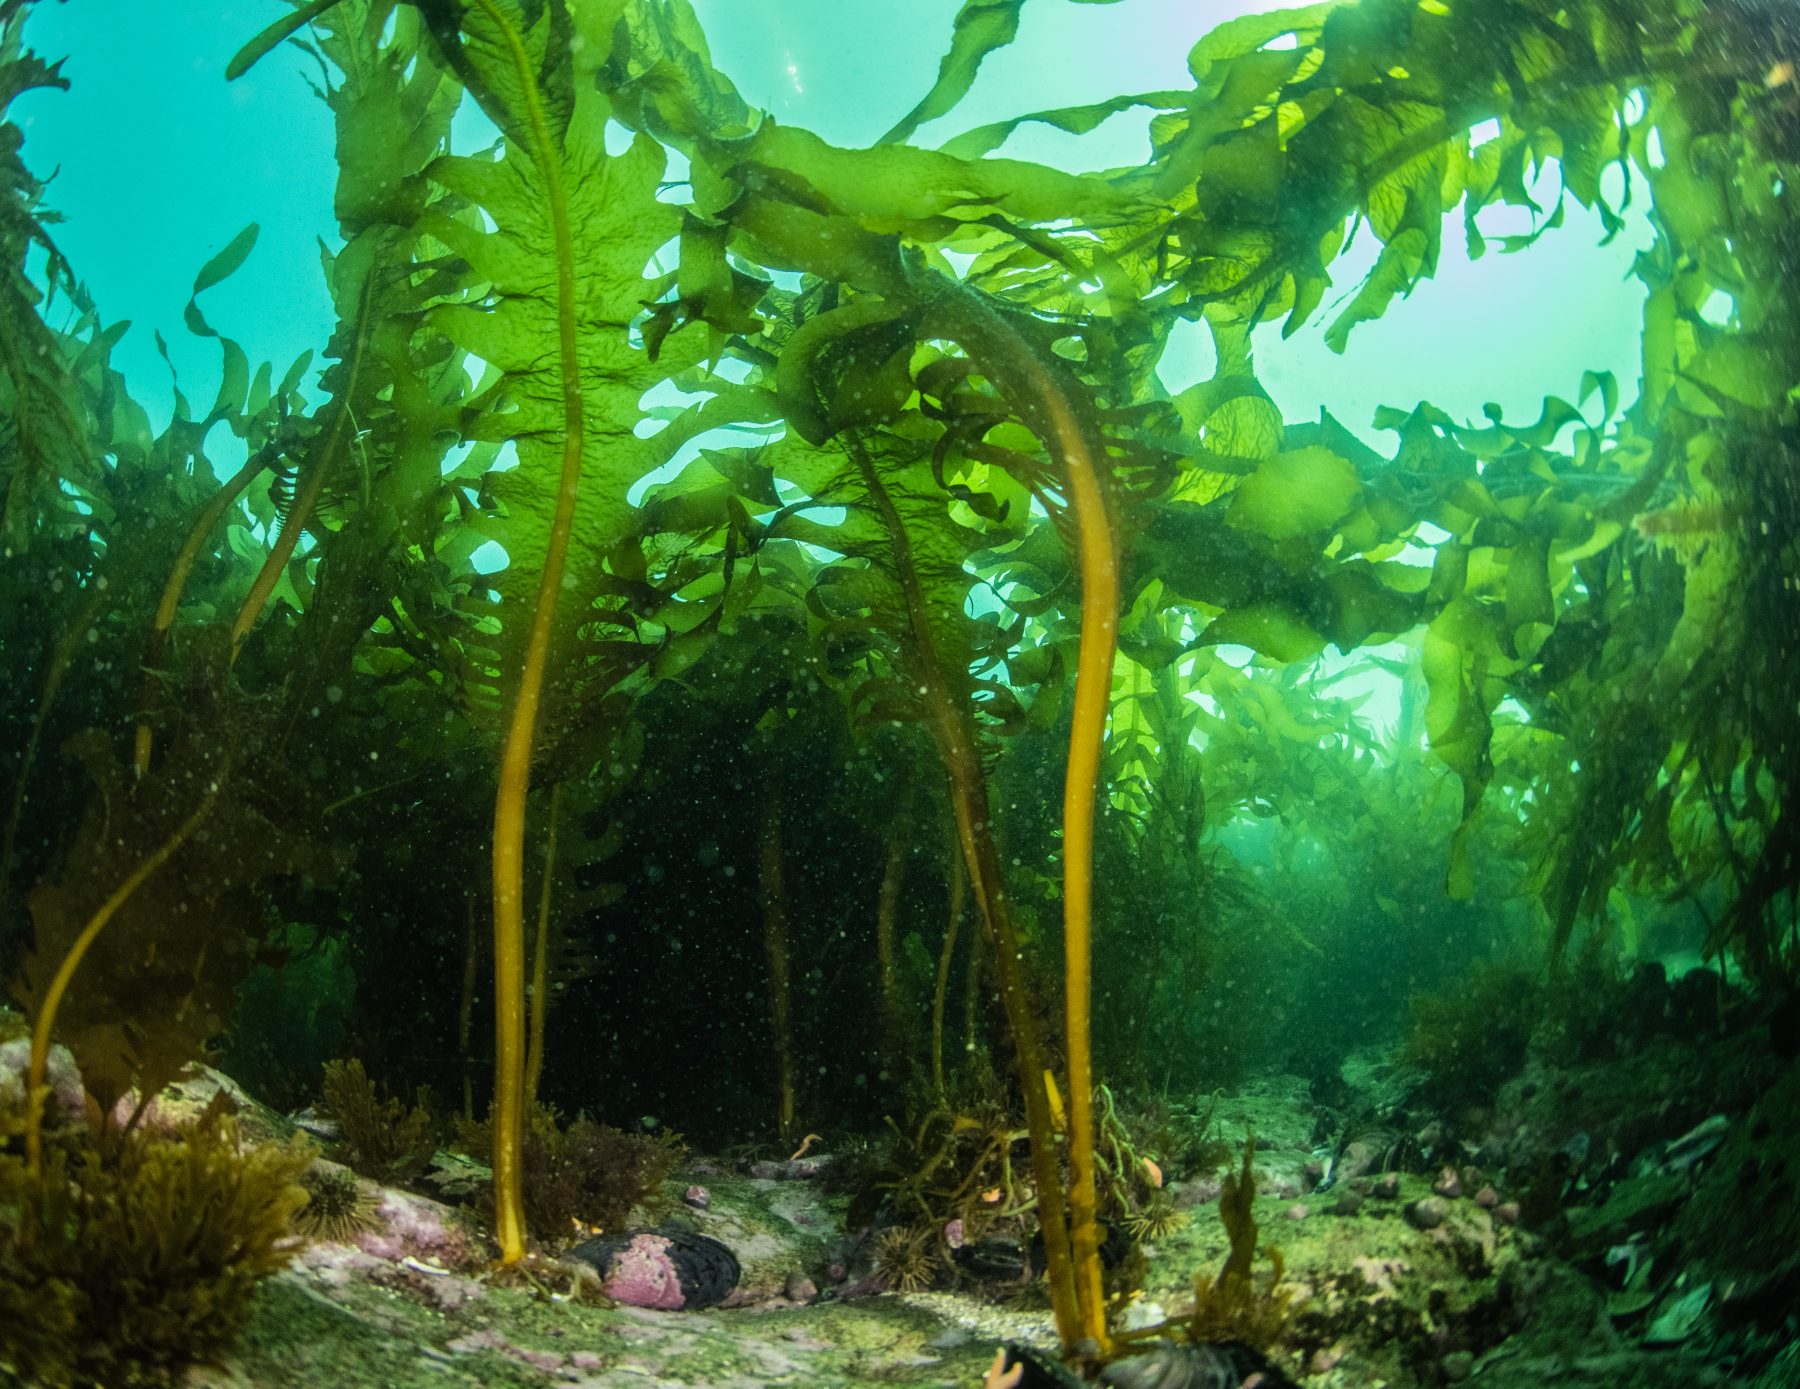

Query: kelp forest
(2, 0), (1798, 1386)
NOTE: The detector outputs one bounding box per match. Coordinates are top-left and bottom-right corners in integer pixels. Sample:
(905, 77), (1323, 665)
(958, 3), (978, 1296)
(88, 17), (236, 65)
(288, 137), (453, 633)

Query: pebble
(1494, 1202), (1520, 1226)
(683, 1185), (711, 1210)
(1432, 1166), (1462, 1199)
(1331, 1190), (1364, 1218)
(783, 1271), (817, 1303)
(1285, 1203), (1309, 1221)
(1372, 1173), (1401, 1200)
(1406, 1197), (1450, 1230)
(1473, 1186), (1498, 1209)
(1442, 1350), (1475, 1383)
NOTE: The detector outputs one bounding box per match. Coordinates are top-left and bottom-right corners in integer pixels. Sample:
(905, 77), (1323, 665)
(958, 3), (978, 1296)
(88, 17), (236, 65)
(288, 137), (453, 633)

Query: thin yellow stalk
(846, 434), (1085, 1348)
(921, 294), (1119, 1353)
(930, 840), (967, 1097)
(524, 782), (562, 1106)
(1044, 367), (1119, 1352)
(135, 454), (265, 775)
(874, 825), (907, 1068)
(470, 0), (586, 1266)
(227, 295), (372, 665)
(25, 785), (220, 1176)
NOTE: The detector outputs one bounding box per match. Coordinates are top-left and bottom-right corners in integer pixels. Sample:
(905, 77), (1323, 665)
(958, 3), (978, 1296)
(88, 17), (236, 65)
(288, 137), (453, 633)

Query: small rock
(783, 1271), (818, 1303)
(1303, 1159), (1325, 1189)
(682, 1185), (711, 1210)
(1432, 1166), (1462, 1199)
(1372, 1173), (1401, 1200)
(1474, 1186), (1498, 1209)
(748, 1160), (784, 1180)
(569, 1229), (741, 1310)
(1335, 1141), (1379, 1185)
(1285, 1203), (1309, 1221)
(1120, 1300), (1167, 1333)
(1407, 1197), (1450, 1230)
(0, 1037), (85, 1127)
(1494, 1202), (1520, 1226)
(1331, 1190), (1364, 1218)
(1442, 1349), (1475, 1383)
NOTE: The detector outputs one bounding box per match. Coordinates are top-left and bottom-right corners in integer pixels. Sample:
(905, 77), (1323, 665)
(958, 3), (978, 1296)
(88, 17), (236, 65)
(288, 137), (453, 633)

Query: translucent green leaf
(1203, 602), (1326, 663)
(183, 223), (259, 338)
(939, 90), (1187, 160)
(881, 0), (1025, 147)
(1679, 335), (1788, 412)
(1227, 446), (1361, 540)
(226, 0), (345, 81)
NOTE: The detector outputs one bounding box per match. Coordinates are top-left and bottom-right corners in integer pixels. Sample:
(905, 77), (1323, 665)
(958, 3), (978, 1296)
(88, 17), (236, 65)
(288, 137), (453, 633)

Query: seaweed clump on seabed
(0, 1086), (310, 1389)
(455, 1102), (686, 1242)
(1068, 1131), (1302, 1389)
(318, 1056), (440, 1186)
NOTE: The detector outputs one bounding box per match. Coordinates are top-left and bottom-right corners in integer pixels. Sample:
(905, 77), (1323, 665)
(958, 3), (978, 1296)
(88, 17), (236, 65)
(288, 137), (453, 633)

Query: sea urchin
(295, 1161), (381, 1243)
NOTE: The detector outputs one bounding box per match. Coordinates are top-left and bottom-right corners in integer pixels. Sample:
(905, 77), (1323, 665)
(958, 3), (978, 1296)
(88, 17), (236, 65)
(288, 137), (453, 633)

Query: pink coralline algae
(605, 1234), (688, 1309)
(355, 1189), (477, 1269)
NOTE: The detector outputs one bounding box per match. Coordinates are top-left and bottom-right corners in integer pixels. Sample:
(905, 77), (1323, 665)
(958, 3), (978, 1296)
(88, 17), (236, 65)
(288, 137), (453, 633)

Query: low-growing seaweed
(0, 1097), (310, 1388)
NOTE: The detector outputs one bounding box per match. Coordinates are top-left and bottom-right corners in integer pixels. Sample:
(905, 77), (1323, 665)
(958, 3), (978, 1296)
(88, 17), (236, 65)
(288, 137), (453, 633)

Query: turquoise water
(17, 0), (1645, 444)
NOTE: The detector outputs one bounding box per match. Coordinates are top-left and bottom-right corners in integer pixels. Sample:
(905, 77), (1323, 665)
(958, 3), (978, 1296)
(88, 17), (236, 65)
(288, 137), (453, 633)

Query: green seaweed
(0, 0), (1796, 1369)
(0, 1098), (310, 1389)
(319, 1057), (440, 1186)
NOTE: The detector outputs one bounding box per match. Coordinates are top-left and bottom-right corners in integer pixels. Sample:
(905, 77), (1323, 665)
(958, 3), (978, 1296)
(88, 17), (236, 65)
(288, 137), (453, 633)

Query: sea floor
(177, 1010), (1799, 1389)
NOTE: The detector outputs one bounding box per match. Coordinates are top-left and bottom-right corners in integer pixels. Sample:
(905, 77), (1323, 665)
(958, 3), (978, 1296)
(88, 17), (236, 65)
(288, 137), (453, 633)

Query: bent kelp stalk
(226, 289), (373, 666)
(920, 287), (1121, 1353)
(875, 817), (909, 1075)
(449, 0), (587, 1265)
(930, 837), (967, 1098)
(845, 432), (1087, 1347)
(525, 781), (563, 1107)
(24, 784), (221, 1176)
(134, 453), (266, 775)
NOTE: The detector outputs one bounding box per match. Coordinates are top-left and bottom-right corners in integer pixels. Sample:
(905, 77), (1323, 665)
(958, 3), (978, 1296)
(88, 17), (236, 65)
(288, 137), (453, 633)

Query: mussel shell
(1099, 1341), (1298, 1389)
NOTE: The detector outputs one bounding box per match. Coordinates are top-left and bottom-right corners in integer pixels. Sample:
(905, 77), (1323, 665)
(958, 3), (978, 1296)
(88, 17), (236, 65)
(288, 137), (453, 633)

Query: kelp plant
(3, 0), (1798, 1372)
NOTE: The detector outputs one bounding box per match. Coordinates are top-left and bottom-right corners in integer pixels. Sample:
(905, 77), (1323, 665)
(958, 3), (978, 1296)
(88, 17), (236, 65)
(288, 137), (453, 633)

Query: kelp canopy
(1, 0), (1797, 1357)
